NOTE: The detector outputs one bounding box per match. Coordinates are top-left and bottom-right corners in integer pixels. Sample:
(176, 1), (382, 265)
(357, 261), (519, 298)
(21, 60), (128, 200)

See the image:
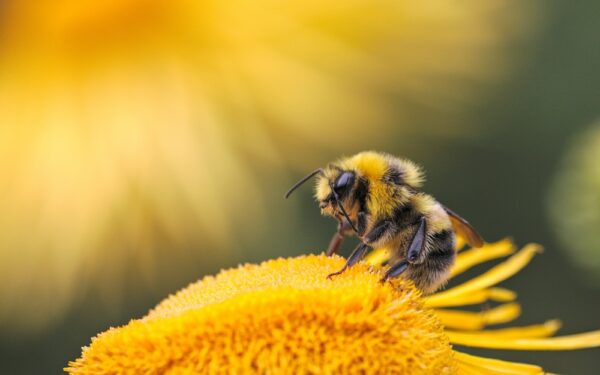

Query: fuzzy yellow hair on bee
(285, 151), (484, 294)
(339, 151), (424, 187)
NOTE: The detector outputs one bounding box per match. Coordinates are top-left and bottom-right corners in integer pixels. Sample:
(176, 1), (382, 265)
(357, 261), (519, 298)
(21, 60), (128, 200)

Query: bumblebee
(285, 151), (484, 294)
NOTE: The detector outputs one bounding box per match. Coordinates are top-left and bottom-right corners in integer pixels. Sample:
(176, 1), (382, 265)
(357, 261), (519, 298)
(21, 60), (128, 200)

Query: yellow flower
(67, 239), (600, 374)
(0, 0), (538, 333)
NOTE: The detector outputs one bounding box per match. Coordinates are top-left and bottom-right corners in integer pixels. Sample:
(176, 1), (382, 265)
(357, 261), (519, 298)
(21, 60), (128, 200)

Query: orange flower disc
(67, 255), (455, 374)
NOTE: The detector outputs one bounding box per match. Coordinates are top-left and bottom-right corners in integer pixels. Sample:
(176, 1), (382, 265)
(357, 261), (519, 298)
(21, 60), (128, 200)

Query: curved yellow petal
(455, 351), (543, 374)
(425, 287), (516, 308)
(447, 329), (600, 350)
(449, 320), (562, 339)
(487, 288), (518, 302)
(427, 244), (542, 307)
(435, 303), (521, 330)
(451, 238), (515, 278)
(456, 364), (484, 375)
(455, 236), (467, 252)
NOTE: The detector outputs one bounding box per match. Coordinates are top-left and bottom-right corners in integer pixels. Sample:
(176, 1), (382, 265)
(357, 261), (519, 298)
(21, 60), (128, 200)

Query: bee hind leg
(380, 260), (408, 283)
(327, 243), (371, 279)
(407, 217), (426, 264)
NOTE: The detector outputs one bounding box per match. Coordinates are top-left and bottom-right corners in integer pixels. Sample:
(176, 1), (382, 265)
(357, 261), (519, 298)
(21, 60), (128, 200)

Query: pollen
(66, 255), (455, 374)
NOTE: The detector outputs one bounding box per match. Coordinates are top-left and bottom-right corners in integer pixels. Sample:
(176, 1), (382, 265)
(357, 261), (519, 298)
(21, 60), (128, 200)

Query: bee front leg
(326, 219), (354, 256)
(380, 260), (408, 283)
(327, 243), (371, 279)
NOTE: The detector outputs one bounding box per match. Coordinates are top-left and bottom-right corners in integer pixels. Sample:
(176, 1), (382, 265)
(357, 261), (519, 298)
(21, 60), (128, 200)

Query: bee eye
(334, 172), (354, 192)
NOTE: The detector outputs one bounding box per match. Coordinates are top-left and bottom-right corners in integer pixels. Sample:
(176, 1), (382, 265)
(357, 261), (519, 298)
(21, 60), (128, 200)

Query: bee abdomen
(392, 203), (422, 228)
(428, 229), (456, 258)
(406, 229), (455, 294)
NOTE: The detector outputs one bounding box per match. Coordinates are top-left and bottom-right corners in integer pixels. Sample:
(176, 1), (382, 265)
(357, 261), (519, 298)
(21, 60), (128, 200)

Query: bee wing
(442, 206), (484, 248)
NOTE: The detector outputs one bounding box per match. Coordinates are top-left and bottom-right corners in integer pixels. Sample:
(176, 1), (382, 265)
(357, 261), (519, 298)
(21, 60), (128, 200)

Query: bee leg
(363, 219), (395, 245)
(326, 219), (353, 256)
(327, 243), (371, 279)
(380, 260), (409, 283)
(326, 232), (344, 256)
(407, 217), (427, 264)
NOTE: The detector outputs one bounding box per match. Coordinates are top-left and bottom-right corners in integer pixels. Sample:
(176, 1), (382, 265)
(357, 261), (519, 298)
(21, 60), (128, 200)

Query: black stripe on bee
(364, 219), (393, 244)
(354, 177), (369, 212)
(382, 167), (403, 185)
(357, 213), (367, 236)
(354, 178), (369, 236)
(392, 203), (422, 229)
(354, 177), (369, 236)
(427, 230), (455, 259)
(364, 203), (421, 244)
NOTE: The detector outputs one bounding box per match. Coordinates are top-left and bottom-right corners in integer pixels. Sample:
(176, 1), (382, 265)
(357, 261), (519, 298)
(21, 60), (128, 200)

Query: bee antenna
(284, 168), (325, 199)
(329, 183), (359, 233)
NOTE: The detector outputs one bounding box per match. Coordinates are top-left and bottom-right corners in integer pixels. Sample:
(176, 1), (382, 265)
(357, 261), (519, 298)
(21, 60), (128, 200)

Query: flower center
(68, 255), (456, 374)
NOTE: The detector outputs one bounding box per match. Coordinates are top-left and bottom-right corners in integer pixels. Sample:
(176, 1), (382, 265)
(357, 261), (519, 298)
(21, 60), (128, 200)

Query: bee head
(313, 168), (360, 233)
(285, 166), (358, 233)
(315, 168), (354, 209)
(285, 152), (424, 233)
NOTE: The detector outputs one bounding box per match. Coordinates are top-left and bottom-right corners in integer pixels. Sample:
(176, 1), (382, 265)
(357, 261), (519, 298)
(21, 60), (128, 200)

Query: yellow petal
(455, 351), (543, 374)
(450, 320), (562, 339)
(455, 236), (467, 252)
(447, 329), (600, 350)
(427, 244), (542, 307)
(425, 287), (516, 308)
(451, 238), (515, 278)
(456, 364), (485, 375)
(488, 287), (518, 301)
(435, 303), (521, 330)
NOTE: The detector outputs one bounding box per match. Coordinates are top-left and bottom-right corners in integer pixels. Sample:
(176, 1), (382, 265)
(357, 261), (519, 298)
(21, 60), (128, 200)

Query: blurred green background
(1, 1), (599, 374)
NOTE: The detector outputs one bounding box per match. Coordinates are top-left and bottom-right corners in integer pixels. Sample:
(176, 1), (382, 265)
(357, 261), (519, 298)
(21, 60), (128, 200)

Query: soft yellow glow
(67, 240), (600, 374)
(549, 120), (600, 283)
(0, 0), (538, 332)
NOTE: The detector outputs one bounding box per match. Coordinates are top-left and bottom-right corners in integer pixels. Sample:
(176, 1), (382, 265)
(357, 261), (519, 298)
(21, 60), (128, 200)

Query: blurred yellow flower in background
(0, 0), (537, 332)
(549, 120), (600, 284)
(67, 240), (600, 374)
